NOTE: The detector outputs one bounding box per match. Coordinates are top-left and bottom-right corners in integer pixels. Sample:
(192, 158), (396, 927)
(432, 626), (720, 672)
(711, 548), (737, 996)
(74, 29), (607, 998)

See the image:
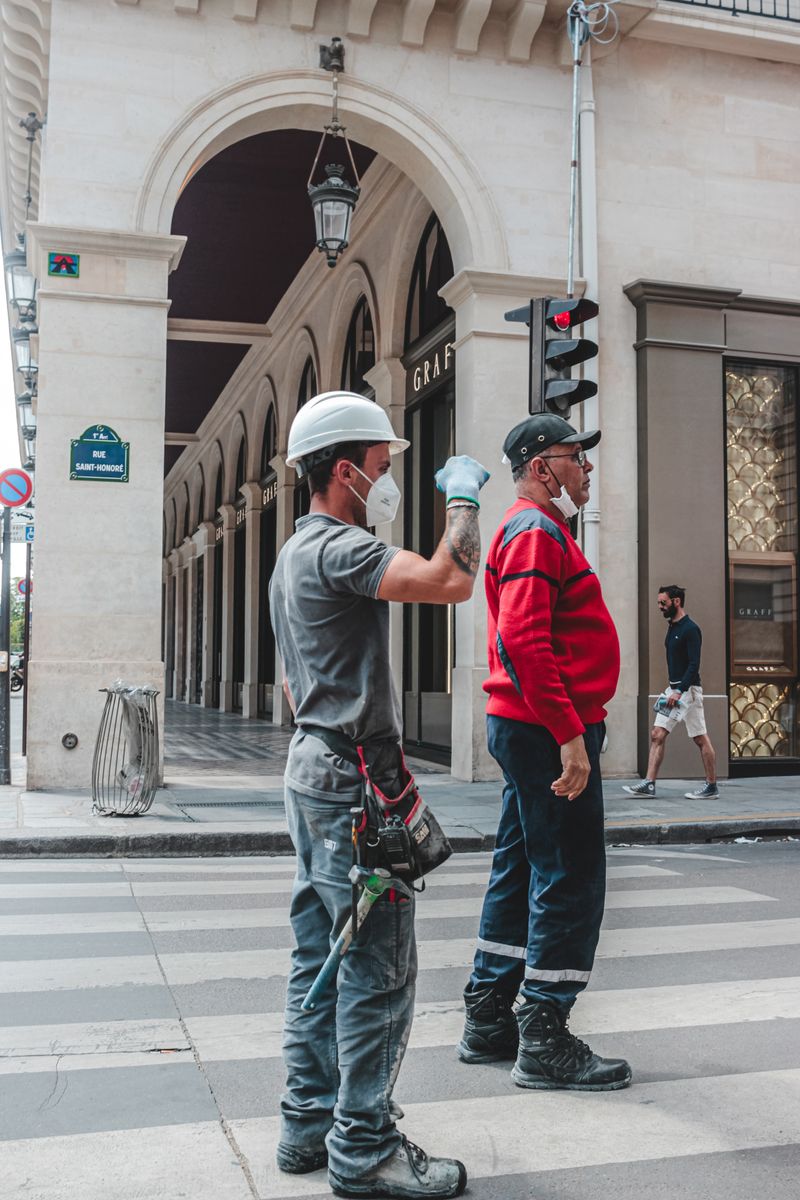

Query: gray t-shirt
(269, 513), (402, 801)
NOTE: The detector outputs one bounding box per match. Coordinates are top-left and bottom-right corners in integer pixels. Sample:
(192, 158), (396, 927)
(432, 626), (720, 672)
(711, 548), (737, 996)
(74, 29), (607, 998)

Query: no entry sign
(0, 468), (33, 508)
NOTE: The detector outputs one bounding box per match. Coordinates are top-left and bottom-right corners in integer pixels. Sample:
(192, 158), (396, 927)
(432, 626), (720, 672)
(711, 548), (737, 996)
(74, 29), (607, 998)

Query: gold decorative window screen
(726, 364), (798, 759)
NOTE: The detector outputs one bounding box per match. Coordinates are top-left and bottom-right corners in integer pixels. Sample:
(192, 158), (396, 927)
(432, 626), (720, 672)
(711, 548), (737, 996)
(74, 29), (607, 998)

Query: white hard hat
(287, 390), (409, 476)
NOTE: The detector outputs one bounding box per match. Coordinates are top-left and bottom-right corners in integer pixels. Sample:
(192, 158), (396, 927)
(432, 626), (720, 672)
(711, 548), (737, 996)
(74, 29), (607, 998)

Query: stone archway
(135, 71), (507, 276)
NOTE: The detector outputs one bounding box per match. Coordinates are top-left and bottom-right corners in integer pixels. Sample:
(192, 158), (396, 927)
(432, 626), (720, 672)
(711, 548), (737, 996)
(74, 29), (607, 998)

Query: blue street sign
(70, 425), (130, 483)
(24, 525), (34, 542)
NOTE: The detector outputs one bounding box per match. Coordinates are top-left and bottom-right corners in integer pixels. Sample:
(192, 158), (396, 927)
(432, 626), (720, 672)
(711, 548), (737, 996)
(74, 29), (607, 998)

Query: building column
(183, 539), (199, 703)
(365, 357), (407, 690)
(172, 549), (188, 702)
(24, 223), (184, 788)
(272, 455), (296, 726)
(240, 481), (263, 720)
(195, 522), (216, 707)
(217, 504), (237, 712)
(440, 269), (567, 781)
(163, 557), (176, 701)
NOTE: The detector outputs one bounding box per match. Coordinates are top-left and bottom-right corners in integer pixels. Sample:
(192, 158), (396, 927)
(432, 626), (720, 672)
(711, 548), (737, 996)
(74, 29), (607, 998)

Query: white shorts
(654, 685), (707, 738)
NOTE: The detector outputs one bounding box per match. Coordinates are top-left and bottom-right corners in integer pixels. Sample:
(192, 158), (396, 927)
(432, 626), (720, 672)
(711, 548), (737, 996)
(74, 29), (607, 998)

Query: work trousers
(281, 786), (417, 1179)
(470, 716), (606, 1011)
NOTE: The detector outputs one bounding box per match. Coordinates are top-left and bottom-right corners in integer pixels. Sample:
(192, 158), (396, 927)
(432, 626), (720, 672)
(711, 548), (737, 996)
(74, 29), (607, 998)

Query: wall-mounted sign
(70, 425), (130, 482)
(48, 252), (80, 277)
(404, 329), (455, 404)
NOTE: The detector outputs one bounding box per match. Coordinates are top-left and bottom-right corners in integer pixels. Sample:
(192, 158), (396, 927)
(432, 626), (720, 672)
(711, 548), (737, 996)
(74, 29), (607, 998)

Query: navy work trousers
(469, 715), (606, 1011)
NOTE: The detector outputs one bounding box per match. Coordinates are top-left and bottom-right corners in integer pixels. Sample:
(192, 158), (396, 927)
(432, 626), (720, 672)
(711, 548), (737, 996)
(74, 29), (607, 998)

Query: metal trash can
(92, 682), (160, 816)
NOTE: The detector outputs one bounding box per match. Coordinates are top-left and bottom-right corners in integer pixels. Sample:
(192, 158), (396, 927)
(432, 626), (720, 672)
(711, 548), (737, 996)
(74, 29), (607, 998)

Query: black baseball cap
(501, 414), (601, 470)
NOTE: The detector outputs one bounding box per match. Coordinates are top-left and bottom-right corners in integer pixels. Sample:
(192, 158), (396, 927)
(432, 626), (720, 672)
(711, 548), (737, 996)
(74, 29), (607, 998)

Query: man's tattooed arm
(445, 505), (481, 577)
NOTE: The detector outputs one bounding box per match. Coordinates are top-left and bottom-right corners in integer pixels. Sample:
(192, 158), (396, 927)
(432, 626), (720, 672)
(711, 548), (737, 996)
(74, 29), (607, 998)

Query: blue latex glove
(435, 455), (490, 505)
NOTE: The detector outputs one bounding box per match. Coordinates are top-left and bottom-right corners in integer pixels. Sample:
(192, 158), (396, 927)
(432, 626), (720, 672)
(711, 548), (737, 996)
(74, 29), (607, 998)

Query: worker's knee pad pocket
(368, 895), (415, 991)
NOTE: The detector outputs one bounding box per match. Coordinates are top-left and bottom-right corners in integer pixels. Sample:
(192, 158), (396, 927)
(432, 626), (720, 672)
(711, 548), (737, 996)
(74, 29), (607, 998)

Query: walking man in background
(623, 584), (718, 800)
(270, 390), (489, 1199)
(458, 413), (631, 1092)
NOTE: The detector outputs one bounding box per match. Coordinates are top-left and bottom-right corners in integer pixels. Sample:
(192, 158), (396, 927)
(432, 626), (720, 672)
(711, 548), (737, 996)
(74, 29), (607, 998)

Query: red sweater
(483, 499), (620, 745)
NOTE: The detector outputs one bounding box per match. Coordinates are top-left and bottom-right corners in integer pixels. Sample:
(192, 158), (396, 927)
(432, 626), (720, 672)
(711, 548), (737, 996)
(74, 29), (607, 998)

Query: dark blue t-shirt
(665, 615), (702, 692)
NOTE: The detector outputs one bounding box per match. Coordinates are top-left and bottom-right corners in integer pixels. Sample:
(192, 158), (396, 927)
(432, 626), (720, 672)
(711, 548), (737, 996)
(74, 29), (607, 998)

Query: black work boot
(456, 984), (519, 1064)
(512, 1000), (632, 1091)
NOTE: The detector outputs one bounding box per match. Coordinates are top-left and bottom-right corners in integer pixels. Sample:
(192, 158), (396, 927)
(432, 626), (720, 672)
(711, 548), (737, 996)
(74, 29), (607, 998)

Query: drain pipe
(579, 44), (601, 571)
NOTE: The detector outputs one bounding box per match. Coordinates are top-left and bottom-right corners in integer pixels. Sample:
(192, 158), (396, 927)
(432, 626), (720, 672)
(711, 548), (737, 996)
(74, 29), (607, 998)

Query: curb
(0, 816), (798, 857)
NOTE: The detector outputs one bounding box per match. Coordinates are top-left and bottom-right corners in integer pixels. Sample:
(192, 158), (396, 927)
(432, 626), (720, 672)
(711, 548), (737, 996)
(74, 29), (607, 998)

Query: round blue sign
(0, 467), (33, 508)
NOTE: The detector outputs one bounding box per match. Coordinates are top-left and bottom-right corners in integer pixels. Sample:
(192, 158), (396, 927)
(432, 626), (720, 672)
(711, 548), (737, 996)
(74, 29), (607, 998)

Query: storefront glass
(726, 362), (799, 759)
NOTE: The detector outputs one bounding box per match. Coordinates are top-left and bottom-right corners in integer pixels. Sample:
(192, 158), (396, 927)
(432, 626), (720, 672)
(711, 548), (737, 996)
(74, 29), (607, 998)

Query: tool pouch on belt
(300, 724), (452, 885)
(354, 744), (452, 885)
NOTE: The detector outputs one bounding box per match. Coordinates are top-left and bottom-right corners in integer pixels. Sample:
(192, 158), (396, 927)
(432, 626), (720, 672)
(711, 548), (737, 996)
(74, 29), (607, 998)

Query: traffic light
(505, 297), (599, 416)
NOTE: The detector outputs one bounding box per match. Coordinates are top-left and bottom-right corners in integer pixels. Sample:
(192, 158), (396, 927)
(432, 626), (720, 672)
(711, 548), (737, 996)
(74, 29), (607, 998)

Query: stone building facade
(1, 0), (799, 788)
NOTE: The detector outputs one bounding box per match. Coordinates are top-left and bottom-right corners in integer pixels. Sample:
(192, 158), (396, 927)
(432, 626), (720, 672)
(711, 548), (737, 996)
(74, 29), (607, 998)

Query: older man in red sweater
(457, 413), (631, 1092)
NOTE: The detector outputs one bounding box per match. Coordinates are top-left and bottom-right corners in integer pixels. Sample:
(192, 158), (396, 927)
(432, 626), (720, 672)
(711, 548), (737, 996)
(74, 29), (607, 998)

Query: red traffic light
(545, 298), (599, 331)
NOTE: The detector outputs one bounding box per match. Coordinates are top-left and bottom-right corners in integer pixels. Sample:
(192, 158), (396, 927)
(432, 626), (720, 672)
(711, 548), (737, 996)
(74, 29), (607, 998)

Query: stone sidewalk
(1, 698), (798, 855)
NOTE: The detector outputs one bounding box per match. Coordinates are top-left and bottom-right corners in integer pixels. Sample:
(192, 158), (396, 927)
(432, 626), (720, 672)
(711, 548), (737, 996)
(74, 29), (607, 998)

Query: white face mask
(543, 462), (579, 520)
(549, 484), (579, 520)
(349, 464), (402, 526)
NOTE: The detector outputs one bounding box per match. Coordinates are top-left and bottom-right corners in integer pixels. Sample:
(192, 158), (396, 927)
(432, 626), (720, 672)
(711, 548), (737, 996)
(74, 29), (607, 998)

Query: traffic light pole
(566, 8), (587, 300)
(21, 540), (31, 758)
(0, 507), (11, 785)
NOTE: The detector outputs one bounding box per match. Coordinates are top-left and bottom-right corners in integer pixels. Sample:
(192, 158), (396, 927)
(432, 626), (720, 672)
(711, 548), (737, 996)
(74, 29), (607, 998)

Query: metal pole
(21, 540), (31, 757)
(566, 7), (586, 300)
(0, 507), (11, 785)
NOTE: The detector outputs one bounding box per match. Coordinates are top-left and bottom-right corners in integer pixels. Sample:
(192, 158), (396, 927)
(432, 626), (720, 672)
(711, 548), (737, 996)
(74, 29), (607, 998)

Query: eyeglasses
(542, 450), (588, 467)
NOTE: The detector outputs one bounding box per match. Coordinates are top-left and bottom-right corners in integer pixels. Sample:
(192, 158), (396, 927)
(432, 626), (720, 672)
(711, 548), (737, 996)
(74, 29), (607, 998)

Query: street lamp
(12, 326), (38, 386)
(16, 390), (36, 438)
(4, 245), (36, 325)
(307, 38), (361, 269)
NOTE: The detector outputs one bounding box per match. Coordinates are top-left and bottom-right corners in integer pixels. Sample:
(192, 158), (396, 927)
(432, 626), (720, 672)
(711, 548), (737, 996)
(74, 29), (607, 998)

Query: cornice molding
(0, 0), (50, 242)
(630, 4), (800, 67)
(26, 223), (187, 274)
(440, 269), (587, 310)
(731, 293), (800, 319)
(623, 279), (742, 309)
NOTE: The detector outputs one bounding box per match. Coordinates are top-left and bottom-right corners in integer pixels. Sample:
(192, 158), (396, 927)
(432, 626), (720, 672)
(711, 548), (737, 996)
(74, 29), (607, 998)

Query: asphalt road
(0, 842), (798, 1198)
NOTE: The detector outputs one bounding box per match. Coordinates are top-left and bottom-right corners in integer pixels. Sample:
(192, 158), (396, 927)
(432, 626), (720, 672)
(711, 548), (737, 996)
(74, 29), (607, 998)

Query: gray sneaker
(329, 1136), (467, 1198)
(622, 780), (655, 797)
(685, 782), (719, 799)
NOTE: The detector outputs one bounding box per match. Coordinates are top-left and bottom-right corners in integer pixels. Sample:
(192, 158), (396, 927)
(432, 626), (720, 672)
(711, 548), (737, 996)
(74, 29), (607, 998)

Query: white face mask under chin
(349, 464), (402, 526)
(549, 484), (579, 520)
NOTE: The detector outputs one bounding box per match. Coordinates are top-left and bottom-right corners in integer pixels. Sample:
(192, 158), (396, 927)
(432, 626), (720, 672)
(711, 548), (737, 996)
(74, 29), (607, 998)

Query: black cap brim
(558, 428), (601, 450)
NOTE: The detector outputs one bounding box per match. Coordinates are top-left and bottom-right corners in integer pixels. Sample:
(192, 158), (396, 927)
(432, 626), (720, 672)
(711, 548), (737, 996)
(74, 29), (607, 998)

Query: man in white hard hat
(270, 391), (489, 1199)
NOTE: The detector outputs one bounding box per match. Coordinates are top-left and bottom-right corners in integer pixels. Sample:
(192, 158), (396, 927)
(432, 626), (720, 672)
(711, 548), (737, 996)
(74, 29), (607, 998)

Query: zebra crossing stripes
(0, 847), (798, 1200)
(5, 974), (800, 1073)
(238, 1067), (800, 1200)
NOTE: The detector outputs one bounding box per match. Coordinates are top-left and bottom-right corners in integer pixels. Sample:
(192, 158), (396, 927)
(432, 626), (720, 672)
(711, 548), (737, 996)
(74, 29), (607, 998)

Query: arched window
(405, 216), (454, 349)
(341, 296), (375, 396)
(297, 358), (317, 411)
(182, 484), (190, 541)
(233, 437), (247, 499)
(196, 471), (205, 527)
(260, 404), (277, 478)
(213, 462), (223, 516)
